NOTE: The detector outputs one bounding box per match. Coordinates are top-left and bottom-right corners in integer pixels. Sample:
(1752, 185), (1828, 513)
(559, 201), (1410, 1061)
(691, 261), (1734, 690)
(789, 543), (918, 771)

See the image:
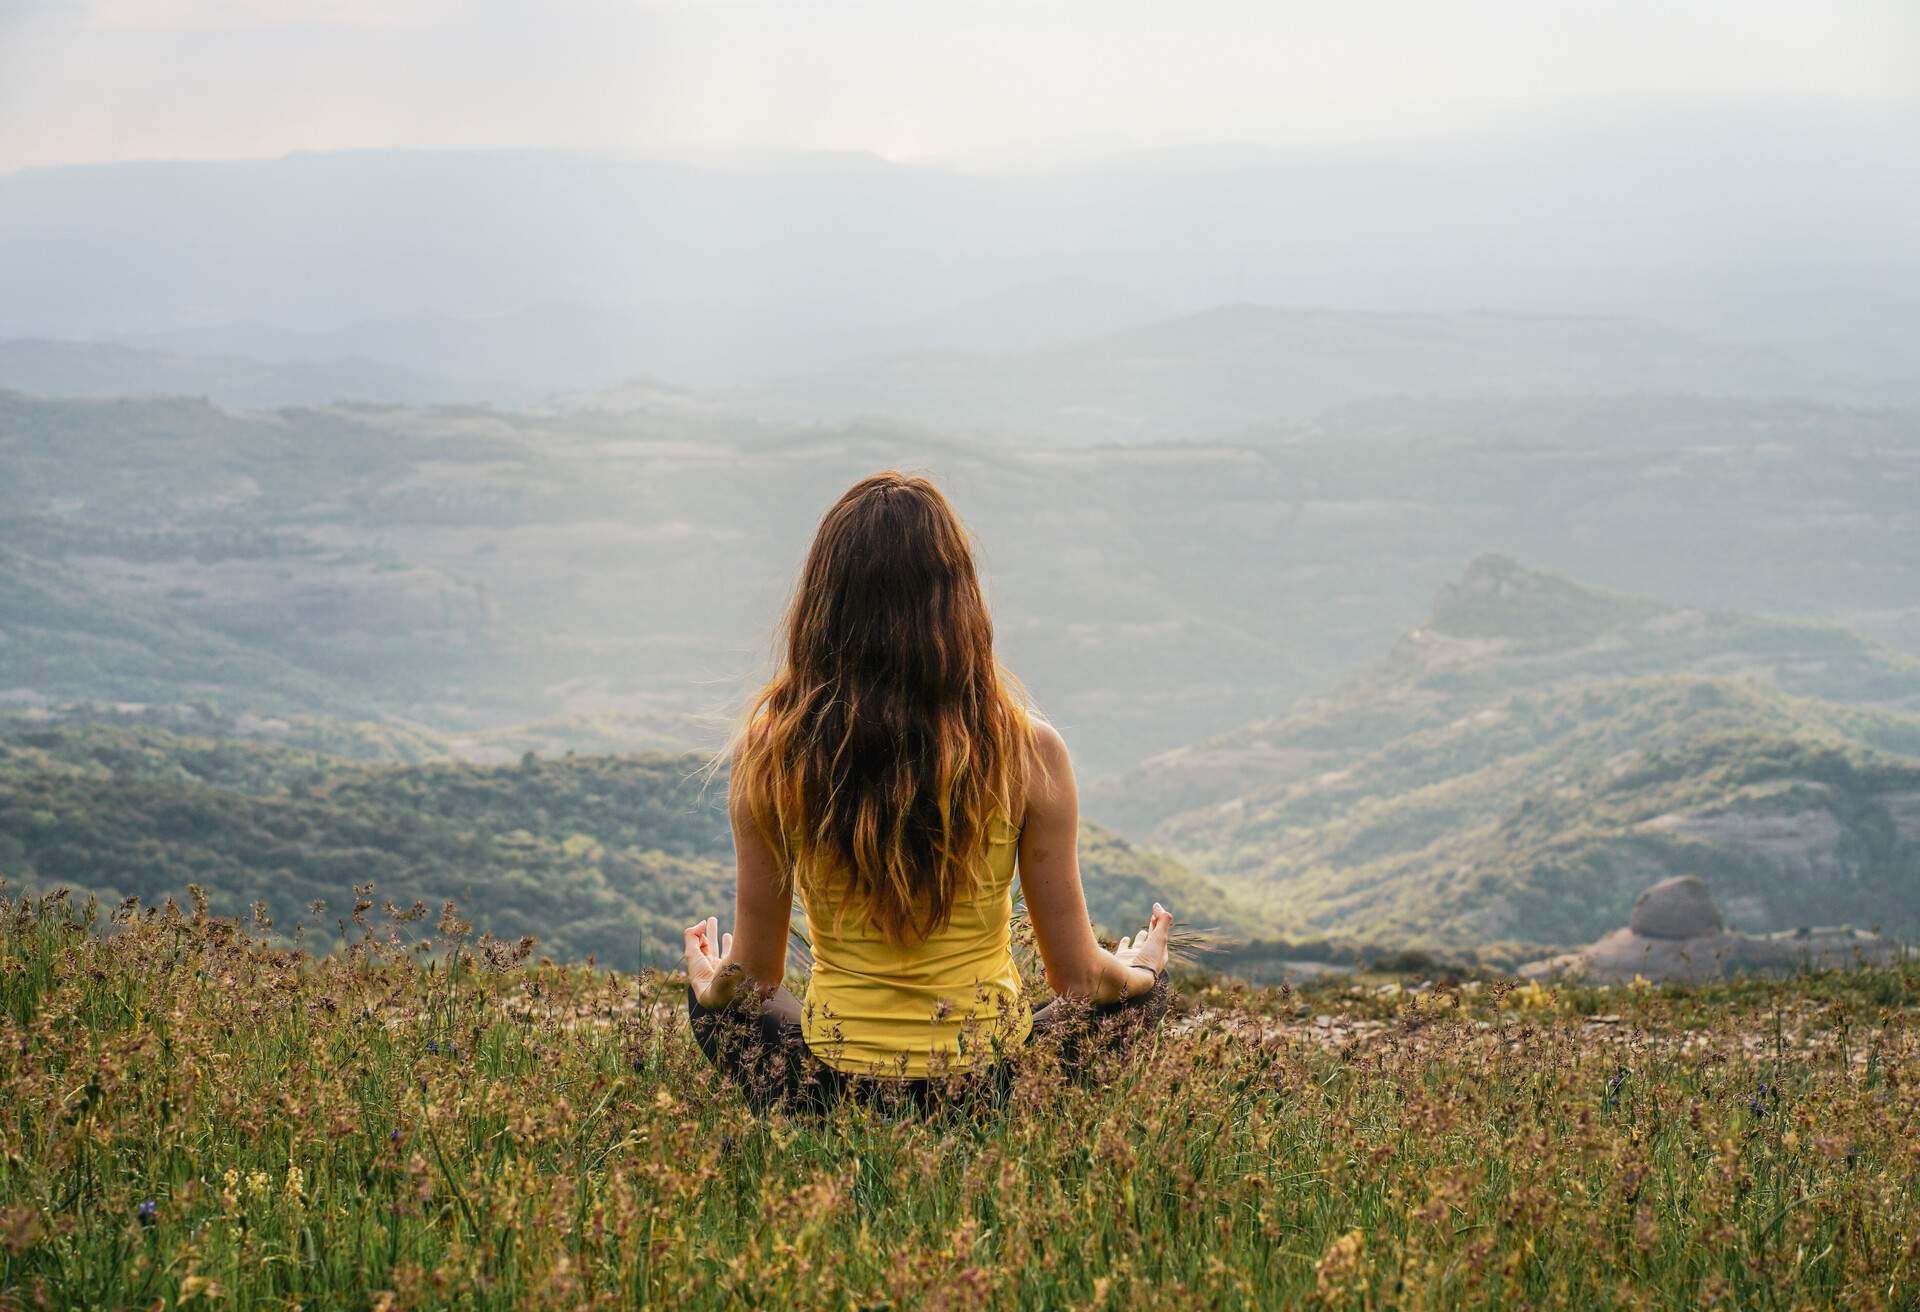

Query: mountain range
(729, 303), (1840, 442)
(2, 122), (1917, 395)
(1, 297), (1873, 433)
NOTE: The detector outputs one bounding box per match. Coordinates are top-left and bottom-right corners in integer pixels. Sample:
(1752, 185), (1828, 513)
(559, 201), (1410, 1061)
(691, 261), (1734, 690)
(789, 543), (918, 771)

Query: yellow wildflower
(1513, 981), (1557, 1011)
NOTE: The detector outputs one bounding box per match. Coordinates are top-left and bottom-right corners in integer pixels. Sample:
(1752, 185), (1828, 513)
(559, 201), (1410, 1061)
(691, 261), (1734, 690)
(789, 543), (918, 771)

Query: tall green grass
(2, 887), (1915, 1309)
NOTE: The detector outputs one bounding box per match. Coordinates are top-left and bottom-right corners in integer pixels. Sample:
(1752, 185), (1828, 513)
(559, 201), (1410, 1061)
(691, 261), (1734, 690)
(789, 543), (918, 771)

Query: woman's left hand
(1112, 902), (1172, 991)
(683, 916), (740, 1010)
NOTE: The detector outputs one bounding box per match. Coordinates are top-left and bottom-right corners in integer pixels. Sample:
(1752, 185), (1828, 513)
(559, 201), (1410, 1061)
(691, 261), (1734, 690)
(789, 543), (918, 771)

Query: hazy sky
(1, 0), (1915, 171)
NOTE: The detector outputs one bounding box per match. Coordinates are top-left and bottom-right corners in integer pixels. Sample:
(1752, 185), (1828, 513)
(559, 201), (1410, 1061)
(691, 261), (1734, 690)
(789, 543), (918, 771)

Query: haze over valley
(3, 102), (1917, 966)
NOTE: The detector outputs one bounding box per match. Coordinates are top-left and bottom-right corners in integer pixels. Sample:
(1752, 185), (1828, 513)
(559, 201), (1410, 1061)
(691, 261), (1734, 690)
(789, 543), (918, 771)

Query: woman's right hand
(684, 916), (740, 1011)
(1112, 902), (1172, 989)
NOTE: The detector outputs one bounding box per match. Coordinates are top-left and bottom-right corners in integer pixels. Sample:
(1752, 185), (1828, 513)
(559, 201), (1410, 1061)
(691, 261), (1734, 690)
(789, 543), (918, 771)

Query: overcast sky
(1, 0), (1914, 172)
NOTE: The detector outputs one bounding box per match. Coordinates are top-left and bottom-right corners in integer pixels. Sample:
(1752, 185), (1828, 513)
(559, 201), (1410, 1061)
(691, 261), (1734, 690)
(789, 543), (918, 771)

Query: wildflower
(1512, 981), (1556, 1011)
(247, 1170), (271, 1200)
(285, 1163), (307, 1207)
(136, 1200), (156, 1227)
(0, 1206), (46, 1254)
(1314, 1228), (1368, 1303)
(179, 1272), (223, 1303)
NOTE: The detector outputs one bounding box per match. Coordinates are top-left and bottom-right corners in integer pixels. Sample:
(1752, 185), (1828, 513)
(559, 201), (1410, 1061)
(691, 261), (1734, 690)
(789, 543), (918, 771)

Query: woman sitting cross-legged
(684, 471), (1173, 1111)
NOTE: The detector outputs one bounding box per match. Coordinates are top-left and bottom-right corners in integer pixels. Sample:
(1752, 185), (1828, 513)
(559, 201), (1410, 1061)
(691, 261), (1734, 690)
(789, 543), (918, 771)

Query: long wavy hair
(732, 471), (1035, 946)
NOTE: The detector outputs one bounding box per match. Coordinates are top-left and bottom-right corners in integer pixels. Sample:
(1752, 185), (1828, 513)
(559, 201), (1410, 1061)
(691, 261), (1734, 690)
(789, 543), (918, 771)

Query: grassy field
(2, 887), (1917, 1309)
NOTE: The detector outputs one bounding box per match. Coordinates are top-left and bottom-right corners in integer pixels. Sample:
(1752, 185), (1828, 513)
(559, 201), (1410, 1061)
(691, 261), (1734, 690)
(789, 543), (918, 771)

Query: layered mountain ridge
(1090, 556), (1920, 957)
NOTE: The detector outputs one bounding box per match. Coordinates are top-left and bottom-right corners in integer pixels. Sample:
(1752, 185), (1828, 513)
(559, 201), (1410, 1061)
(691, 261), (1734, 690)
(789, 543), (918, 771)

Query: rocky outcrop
(1521, 877), (1903, 984)
(1628, 875), (1722, 940)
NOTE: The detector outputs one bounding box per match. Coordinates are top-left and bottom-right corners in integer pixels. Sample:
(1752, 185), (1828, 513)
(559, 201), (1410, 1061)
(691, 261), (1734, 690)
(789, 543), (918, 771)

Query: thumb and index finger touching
(684, 917), (725, 959)
(1148, 901), (1171, 941)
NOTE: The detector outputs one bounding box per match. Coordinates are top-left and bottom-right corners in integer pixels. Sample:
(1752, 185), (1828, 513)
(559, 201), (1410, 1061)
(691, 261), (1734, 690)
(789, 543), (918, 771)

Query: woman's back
(797, 815), (1031, 1077)
(681, 471), (1171, 1108)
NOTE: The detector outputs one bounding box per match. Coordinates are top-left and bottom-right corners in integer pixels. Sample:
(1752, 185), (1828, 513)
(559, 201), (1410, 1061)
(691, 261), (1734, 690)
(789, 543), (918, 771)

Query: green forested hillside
(0, 721), (1235, 964)
(1067, 823), (1267, 940)
(1095, 558), (1920, 958)
(1161, 681), (1920, 954)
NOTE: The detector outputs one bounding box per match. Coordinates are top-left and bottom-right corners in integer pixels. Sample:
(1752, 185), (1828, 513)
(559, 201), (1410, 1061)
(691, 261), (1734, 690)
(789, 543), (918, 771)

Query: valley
(4, 314), (1920, 966)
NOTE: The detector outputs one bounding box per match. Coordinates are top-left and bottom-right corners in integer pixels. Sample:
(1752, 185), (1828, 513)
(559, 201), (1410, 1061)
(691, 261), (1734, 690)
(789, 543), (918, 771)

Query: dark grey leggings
(688, 978), (1171, 1113)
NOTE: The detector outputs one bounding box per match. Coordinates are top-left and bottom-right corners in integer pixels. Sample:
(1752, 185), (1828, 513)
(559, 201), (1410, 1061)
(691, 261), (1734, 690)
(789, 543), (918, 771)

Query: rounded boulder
(1628, 875), (1723, 941)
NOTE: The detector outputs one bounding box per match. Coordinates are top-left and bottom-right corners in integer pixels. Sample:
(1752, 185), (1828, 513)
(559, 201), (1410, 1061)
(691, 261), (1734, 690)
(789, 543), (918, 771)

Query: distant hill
(0, 722), (1252, 964)
(0, 339), (500, 409)
(872, 278), (1176, 355)
(741, 304), (1837, 442)
(10, 299), (1849, 431)
(1091, 557), (1920, 957)
(0, 389), (526, 524)
(0, 390), (532, 713)
(0, 546), (375, 718)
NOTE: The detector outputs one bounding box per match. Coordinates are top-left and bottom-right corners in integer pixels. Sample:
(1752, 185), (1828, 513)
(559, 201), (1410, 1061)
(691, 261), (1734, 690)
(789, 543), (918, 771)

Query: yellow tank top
(796, 815), (1032, 1078)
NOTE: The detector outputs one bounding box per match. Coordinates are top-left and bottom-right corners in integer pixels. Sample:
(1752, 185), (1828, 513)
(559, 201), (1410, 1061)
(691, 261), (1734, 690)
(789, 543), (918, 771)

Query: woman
(684, 471), (1172, 1109)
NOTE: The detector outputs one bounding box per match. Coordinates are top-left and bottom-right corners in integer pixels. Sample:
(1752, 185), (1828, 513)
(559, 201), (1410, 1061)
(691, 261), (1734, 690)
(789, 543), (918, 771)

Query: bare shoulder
(1027, 715), (1071, 770)
(1021, 714), (1076, 815)
(725, 716), (770, 816)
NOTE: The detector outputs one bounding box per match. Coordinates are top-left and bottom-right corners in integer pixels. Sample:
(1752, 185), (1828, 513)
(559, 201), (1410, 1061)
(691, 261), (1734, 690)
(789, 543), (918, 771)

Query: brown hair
(732, 471), (1034, 946)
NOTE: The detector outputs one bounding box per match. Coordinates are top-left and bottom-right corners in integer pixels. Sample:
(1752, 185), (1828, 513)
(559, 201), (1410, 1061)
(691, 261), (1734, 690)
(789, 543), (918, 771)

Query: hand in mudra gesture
(1112, 901), (1172, 983)
(683, 916), (742, 1010)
